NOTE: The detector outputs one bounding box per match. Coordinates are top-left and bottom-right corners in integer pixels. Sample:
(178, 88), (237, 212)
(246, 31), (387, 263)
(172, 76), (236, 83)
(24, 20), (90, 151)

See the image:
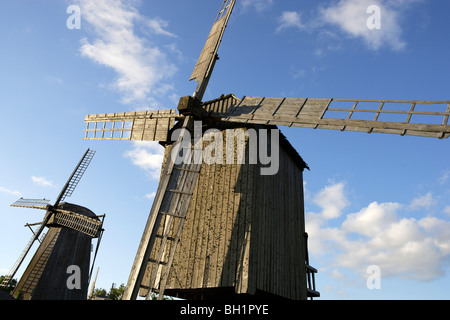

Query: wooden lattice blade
(212, 97), (450, 139)
(84, 110), (182, 142)
(11, 198), (50, 210)
(56, 148), (96, 205)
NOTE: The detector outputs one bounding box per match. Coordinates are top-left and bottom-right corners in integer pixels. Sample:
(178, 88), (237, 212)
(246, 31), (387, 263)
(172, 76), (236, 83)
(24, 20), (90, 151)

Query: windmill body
(129, 95), (312, 300)
(2, 149), (104, 300)
(83, 0), (449, 300)
(12, 203), (100, 300)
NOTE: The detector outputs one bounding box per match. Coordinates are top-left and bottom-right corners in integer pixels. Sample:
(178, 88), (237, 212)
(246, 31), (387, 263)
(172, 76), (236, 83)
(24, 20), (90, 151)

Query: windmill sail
(209, 97), (450, 139)
(0, 220), (48, 289)
(55, 149), (96, 206)
(84, 110), (181, 142)
(190, 0), (236, 100)
(11, 198), (51, 210)
(0, 227), (41, 288)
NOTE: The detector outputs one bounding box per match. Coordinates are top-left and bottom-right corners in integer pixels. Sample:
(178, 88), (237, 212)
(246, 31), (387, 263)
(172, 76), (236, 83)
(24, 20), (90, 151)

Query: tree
(108, 283), (125, 300)
(0, 276), (17, 293)
(92, 288), (107, 298)
(90, 283), (125, 300)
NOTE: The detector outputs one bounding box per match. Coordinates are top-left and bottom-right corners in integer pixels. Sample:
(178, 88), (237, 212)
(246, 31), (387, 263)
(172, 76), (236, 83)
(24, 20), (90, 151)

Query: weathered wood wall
(142, 125), (309, 300)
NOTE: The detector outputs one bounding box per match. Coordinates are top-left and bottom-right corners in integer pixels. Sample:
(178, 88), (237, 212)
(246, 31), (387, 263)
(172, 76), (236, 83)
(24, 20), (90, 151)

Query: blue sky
(0, 0), (449, 300)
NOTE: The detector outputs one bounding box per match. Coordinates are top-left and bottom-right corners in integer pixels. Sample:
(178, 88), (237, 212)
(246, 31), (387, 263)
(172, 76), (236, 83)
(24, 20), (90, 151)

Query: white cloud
(313, 182), (349, 220)
(306, 182), (450, 285)
(145, 17), (177, 38)
(0, 186), (21, 197)
(276, 11), (304, 32)
(318, 0), (411, 51)
(438, 170), (450, 185)
(409, 192), (437, 210)
(124, 141), (165, 180)
(444, 206), (450, 216)
(342, 202), (400, 237)
(77, 0), (177, 105)
(241, 0), (273, 13)
(31, 176), (55, 188)
(145, 192), (157, 200)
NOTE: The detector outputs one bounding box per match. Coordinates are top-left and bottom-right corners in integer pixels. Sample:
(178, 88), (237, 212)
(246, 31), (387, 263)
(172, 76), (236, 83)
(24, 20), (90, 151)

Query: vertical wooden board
(285, 155), (294, 298)
(258, 167), (267, 291)
(226, 150), (241, 287)
(232, 144), (245, 289)
(240, 144), (254, 294)
(189, 163), (207, 288)
(211, 161), (224, 287)
(201, 161), (216, 288)
(209, 161), (225, 287)
(235, 145), (248, 293)
(212, 163), (225, 287)
(274, 158), (281, 297)
(203, 161), (219, 288)
(185, 165), (205, 289)
(192, 150), (214, 288)
(256, 164), (264, 291)
(261, 165), (269, 293)
(218, 149), (233, 287)
(247, 161), (259, 295)
(286, 162), (296, 299)
(174, 165), (204, 289)
(295, 170), (305, 299)
(226, 166), (237, 287)
(298, 170), (308, 300)
(275, 155), (282, 297)
(283, 154), (290, 298)
(269, 164), (276, 295)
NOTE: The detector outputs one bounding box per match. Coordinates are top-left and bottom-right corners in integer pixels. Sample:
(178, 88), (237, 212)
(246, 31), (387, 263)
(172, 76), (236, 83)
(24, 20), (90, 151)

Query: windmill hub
(178, 95), (203, 117)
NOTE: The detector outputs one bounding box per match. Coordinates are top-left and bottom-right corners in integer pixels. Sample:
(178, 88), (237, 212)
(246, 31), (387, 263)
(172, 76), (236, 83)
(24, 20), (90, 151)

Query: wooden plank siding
(142, 125), (309, 300)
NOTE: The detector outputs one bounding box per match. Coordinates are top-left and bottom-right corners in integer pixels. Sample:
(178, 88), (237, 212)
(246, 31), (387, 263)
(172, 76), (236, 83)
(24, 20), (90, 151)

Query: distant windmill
(1, 149), (105, 300)
(83, 0), (450, 300)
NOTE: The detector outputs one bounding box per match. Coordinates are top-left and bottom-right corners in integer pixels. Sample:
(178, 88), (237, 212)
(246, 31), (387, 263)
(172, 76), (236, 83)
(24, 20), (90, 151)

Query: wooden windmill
(83, 0), (450, 300)
(1, 149), (105, 300)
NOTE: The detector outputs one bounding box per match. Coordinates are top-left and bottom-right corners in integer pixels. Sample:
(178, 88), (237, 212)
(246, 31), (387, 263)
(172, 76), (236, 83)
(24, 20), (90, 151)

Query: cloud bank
(306, 182), (450, 289)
